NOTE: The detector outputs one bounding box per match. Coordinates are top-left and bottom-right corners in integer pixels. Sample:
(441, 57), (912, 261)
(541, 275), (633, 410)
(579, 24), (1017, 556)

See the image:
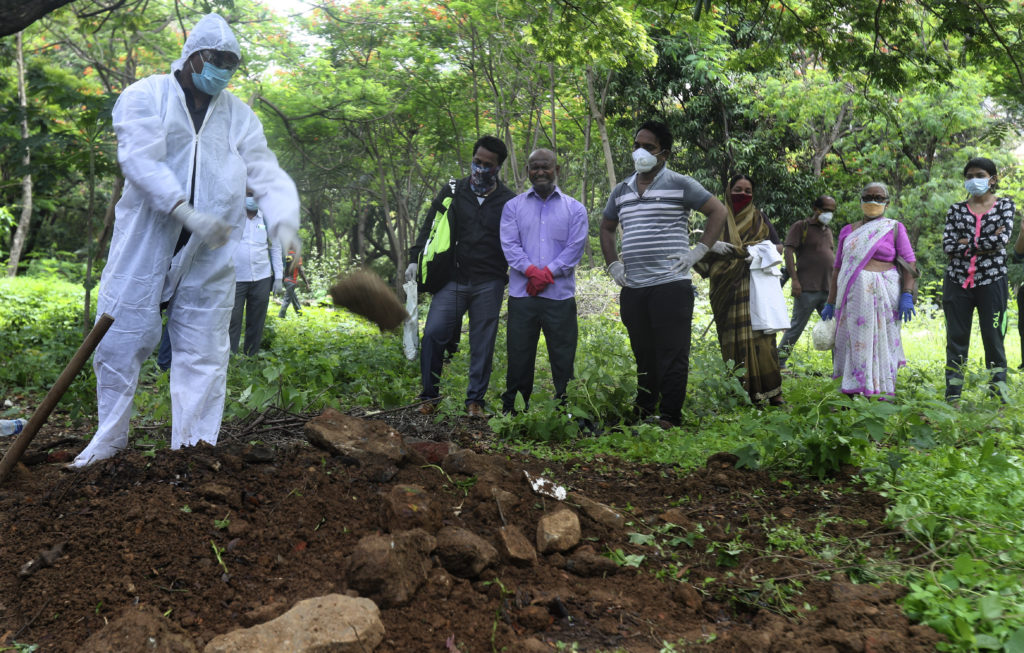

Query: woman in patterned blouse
(942, 157), (1015, 403)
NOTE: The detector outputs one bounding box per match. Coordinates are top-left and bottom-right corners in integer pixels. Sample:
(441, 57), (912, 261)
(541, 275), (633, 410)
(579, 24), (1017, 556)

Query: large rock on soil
(345, 529), (436, 607)
(536, 508), (580, 554)
(304, 408), (407, 464)
(435, 526), (499, 578)
(77, 604), (198, 653)
(569, 493), (625, 530)
(383, 484), (442, 533)
(203, 594), (384, 653)
(496, 524), (537, 567)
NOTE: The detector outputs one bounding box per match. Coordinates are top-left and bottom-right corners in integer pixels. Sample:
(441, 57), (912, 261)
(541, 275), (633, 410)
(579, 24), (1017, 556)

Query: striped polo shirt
(602, 167), (712, 288)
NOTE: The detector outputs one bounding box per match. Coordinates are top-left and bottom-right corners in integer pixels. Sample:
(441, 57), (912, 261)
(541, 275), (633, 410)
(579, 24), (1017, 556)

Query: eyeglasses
(861, 194), (888, 203)
(633, 143), (664, 155)
(201, 49), (240, 72)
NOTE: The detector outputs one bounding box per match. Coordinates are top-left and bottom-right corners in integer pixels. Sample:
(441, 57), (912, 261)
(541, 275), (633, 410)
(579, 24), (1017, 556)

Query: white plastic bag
(812, 318), (836, 351)
(402, 281), (419, 361)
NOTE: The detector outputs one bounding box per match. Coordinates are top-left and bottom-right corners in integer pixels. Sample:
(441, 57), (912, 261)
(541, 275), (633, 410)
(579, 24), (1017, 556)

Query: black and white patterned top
(942, 196), (1015, 287)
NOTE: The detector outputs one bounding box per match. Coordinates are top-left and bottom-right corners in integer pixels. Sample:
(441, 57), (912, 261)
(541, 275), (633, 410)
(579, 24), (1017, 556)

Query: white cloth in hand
(405, 263), (418, 283)
(171, 203), (232, 249)
(667, 242), (709, 275)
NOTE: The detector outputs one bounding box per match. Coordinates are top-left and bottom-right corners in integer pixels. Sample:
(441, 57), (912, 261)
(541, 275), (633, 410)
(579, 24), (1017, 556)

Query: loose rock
(435, 526), (499, 578)
(203, 594), (384, 652)
(496, 524), (537, 567)
(536, 508), (580, 554)
(305, 408), (407, 464)
(383, 484), (442, 533)
(345, 529), (436, 607)
(570, 493), (625, 530)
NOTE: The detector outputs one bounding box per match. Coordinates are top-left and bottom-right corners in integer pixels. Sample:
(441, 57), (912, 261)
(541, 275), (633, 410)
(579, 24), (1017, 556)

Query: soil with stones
(0, 408), (944, 652)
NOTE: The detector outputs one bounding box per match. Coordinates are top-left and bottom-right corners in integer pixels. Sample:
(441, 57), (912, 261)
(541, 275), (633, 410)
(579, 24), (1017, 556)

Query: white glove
(667, 242), (709, 275)
(273, 278), (283, 295)
(606, 260), (626, 287)
(405, 263), (418, 283)
(277, 223), (302, 264)
(170, 203), (232, 249)
(710, 241), (736, 255)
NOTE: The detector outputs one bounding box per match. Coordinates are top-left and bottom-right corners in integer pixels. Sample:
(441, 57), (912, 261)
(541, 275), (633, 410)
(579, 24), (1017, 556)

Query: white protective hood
(171, 13), (241, 74)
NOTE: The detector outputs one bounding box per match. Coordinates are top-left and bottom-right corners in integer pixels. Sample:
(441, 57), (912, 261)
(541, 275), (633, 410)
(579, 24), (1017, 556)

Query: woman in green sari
(695, 175), (785, 405)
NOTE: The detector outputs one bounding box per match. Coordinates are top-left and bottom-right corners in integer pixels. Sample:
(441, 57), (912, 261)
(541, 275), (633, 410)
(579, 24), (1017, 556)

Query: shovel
(0, 313), (114, 483)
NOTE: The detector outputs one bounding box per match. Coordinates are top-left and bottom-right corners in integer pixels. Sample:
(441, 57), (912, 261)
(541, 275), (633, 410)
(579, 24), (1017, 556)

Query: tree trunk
(549, 62), (557, 154)
(585, 66), (616, 192)
(581, 104), (594, 266)
(83, 174), (123, 327)
(8, 31), (32, 278)
(82, 130), (96, 330)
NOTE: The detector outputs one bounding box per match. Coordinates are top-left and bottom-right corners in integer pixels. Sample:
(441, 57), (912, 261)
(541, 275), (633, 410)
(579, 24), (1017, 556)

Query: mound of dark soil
(0, 410), (943, 652)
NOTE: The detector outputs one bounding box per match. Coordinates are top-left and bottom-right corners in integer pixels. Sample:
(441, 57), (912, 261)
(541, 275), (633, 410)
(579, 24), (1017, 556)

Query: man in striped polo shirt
(599, 121), (728, 427)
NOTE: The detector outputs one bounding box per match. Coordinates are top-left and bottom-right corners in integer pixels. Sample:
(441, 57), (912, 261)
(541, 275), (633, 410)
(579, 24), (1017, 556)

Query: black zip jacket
(409, 175), (516, 283)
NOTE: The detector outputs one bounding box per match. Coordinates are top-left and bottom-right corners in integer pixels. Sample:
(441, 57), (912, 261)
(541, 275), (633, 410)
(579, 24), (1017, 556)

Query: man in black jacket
(407, 136), (516, 416)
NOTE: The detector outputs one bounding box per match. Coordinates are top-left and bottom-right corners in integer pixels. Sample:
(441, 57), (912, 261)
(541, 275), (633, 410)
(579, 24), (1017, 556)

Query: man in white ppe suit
(72, 13), (300, 467)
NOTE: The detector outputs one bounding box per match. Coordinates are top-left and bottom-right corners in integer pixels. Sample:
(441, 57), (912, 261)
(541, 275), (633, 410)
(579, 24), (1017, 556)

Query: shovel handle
(0, 313), (114, 483)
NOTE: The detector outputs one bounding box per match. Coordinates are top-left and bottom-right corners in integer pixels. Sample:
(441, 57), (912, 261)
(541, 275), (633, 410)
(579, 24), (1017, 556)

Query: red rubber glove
(539, 267), (554, 287)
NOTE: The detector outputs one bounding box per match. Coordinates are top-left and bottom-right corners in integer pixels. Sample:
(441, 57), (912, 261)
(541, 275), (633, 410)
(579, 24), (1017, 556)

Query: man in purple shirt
(499, 149), (589, 413)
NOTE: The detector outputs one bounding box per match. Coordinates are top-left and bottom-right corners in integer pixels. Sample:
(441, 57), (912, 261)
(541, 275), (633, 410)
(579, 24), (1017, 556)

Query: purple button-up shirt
(500, 186), (589, 300)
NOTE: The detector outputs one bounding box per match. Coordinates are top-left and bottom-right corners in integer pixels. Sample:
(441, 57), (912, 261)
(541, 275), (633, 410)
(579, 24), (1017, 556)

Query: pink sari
(833, 218), (904, 395)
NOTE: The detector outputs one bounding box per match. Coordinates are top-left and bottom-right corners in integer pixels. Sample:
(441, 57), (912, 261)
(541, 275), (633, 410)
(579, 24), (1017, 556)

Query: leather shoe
(466, 402), (486, 418)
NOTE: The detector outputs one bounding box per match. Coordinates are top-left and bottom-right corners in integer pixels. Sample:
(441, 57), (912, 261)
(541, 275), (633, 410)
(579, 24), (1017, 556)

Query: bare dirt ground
(0, 408), (943, 652)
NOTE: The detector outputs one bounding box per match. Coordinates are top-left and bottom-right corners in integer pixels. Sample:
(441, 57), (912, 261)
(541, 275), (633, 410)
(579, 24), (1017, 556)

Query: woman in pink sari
(821, 182), (918, 396)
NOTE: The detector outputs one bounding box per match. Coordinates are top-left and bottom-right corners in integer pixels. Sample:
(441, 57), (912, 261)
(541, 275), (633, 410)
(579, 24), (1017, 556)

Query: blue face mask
(245, 197), (258, 212)
(191, 59), (234, 96)
(965, 177), (990, 196)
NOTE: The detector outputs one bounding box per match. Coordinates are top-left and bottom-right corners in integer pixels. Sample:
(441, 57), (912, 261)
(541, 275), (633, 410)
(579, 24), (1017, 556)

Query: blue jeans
(778, 290), (829, 364)
(420, 278), (505, 406)
(157, 323), (172, 371)
(278, 279), (301, 318)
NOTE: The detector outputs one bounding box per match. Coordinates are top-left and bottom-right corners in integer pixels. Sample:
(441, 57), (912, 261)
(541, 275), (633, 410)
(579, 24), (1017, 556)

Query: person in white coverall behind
(72, 14), (300, 468)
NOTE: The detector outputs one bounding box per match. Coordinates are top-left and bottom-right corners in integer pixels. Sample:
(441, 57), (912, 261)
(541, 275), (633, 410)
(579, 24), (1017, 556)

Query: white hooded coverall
(73, 14), (299, 467)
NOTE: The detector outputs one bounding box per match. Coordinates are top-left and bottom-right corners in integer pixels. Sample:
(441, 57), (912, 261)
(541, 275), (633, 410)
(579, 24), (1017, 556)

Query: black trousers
(229, 276), (273, 355)
(502, 296), (578, 411)
(943, 275), (1008, 398)
(619, 280), (694, 425)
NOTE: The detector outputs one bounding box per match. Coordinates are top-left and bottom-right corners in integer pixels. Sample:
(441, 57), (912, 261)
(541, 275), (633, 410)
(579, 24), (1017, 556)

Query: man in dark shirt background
(778, 195), (836, 366)
(407, 136), (516, 417)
